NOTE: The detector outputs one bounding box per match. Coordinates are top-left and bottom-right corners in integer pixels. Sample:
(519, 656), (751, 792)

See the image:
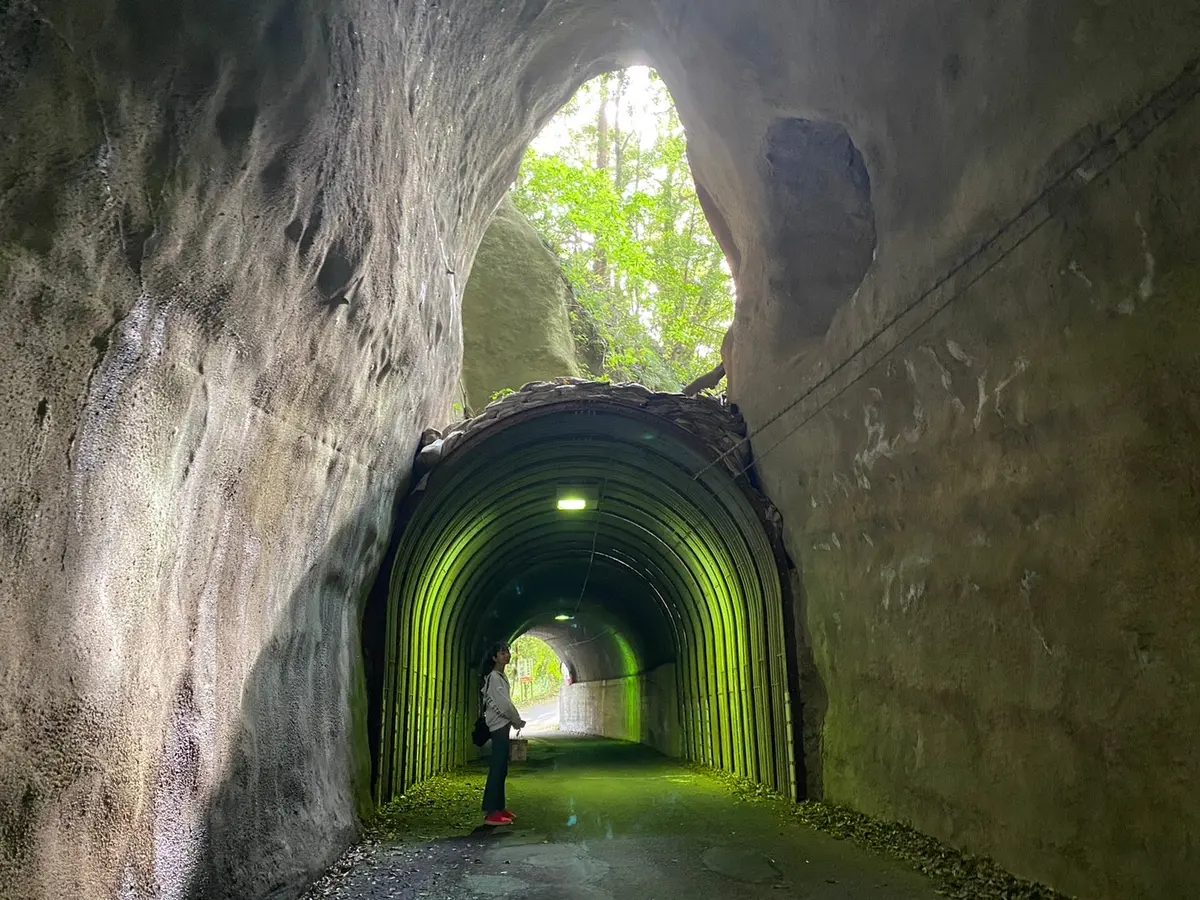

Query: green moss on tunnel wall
(461, 196), (581, 411)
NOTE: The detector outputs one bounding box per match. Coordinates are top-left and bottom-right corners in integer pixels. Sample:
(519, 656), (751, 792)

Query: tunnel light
(554, 614), (574, 622)
(555, 484), (598, 511)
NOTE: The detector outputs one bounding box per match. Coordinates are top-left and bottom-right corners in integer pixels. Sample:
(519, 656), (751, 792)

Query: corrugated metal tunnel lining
(376, 383), (800, 801)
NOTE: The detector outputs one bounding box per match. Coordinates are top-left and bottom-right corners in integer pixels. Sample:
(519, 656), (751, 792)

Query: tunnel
(6, 1), (1200, 897)
(371, 382), (801, 803)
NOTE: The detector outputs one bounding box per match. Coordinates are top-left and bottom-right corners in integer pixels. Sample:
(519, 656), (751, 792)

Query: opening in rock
(459, 67), (736, 409)
(505, 633), (566, 734)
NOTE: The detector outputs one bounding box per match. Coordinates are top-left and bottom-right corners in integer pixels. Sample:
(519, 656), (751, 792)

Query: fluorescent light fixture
(556, 484), (599, 511)
(554, 614), (574, 622)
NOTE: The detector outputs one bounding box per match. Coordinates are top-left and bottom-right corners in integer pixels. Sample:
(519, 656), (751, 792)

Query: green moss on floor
(368, 769), (487, 843)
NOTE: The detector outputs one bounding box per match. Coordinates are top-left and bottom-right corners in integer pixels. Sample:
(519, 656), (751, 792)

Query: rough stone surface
(460, 196), (581, 412)
(424, 381), (751, 481)
(0, 2), (630, 897)
(3, 1), (1200, 899)
(720, 27), (1200, 900)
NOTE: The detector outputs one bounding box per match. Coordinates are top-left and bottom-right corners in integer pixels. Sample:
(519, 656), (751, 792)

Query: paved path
(515, 695), (559, 735)
(307, 738), (941, 900)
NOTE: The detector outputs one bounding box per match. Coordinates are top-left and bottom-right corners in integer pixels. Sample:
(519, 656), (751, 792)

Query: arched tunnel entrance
(369, 382), (803, 804)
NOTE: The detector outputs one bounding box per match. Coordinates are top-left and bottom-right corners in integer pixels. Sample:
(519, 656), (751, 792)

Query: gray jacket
(481, 670), (523, 731)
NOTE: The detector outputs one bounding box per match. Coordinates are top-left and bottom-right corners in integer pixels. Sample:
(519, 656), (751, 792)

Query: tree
(512, 68), (734, 392)
(508, 635), (564, 706)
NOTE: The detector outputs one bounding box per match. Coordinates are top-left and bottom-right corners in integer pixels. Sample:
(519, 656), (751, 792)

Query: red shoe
(484, 814), (512, 826)
(502, 810), (516, 821)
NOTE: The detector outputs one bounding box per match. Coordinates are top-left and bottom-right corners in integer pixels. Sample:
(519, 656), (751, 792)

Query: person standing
(480, 642), (526, 826)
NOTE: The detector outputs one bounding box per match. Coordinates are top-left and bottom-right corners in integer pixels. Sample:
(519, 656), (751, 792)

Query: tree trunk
(593, 74), (610, 284)
(613, 71), (628, 189)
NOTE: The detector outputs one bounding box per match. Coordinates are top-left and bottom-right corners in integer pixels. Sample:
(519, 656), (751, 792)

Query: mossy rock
(461, 196), (581, 411)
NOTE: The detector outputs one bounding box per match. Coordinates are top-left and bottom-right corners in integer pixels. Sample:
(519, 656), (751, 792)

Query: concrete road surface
(516, 695), (560, 735)
(306, 737), (942, 900)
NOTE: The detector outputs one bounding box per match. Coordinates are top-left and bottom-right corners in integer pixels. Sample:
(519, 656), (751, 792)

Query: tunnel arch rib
(375, 382), (799, 800)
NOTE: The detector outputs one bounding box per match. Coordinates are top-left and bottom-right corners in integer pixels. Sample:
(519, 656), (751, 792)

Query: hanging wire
(572, 476), (607, 616)
(692, 56), (1200, 482)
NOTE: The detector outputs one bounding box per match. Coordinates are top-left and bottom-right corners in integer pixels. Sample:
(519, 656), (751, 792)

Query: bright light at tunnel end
(554, 614), (575, 621)
(556, 497), (587, 511)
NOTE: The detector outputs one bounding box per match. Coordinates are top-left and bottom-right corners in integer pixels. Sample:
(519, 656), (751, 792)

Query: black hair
(479, 641), (509, 676)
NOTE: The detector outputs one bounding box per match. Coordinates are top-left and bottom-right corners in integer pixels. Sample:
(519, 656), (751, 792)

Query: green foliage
(508, 634), (564, 706)
(512, 69), (733, 392)
(489, 387), (516, 404)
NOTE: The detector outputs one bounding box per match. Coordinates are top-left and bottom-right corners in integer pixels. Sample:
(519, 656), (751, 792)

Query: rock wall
(3, 0), (1199, 899)
(690, 7), (1200, 900)
(761, 101), (1200, 900)
(460, 196), (581, 412)
(0, 1), (632, 897)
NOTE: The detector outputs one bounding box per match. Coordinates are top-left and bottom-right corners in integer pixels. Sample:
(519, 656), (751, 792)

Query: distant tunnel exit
(371, 383), (802, 802)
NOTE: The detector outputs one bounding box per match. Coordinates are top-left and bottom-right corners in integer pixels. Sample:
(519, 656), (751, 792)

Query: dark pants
(482, 725), (510, 815)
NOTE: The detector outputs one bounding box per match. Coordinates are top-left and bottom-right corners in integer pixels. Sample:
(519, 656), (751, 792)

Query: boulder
(461, 196), (581, 412)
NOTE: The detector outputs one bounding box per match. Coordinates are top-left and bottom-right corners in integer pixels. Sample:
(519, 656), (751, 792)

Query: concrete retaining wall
(559, 665), (680, 758)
